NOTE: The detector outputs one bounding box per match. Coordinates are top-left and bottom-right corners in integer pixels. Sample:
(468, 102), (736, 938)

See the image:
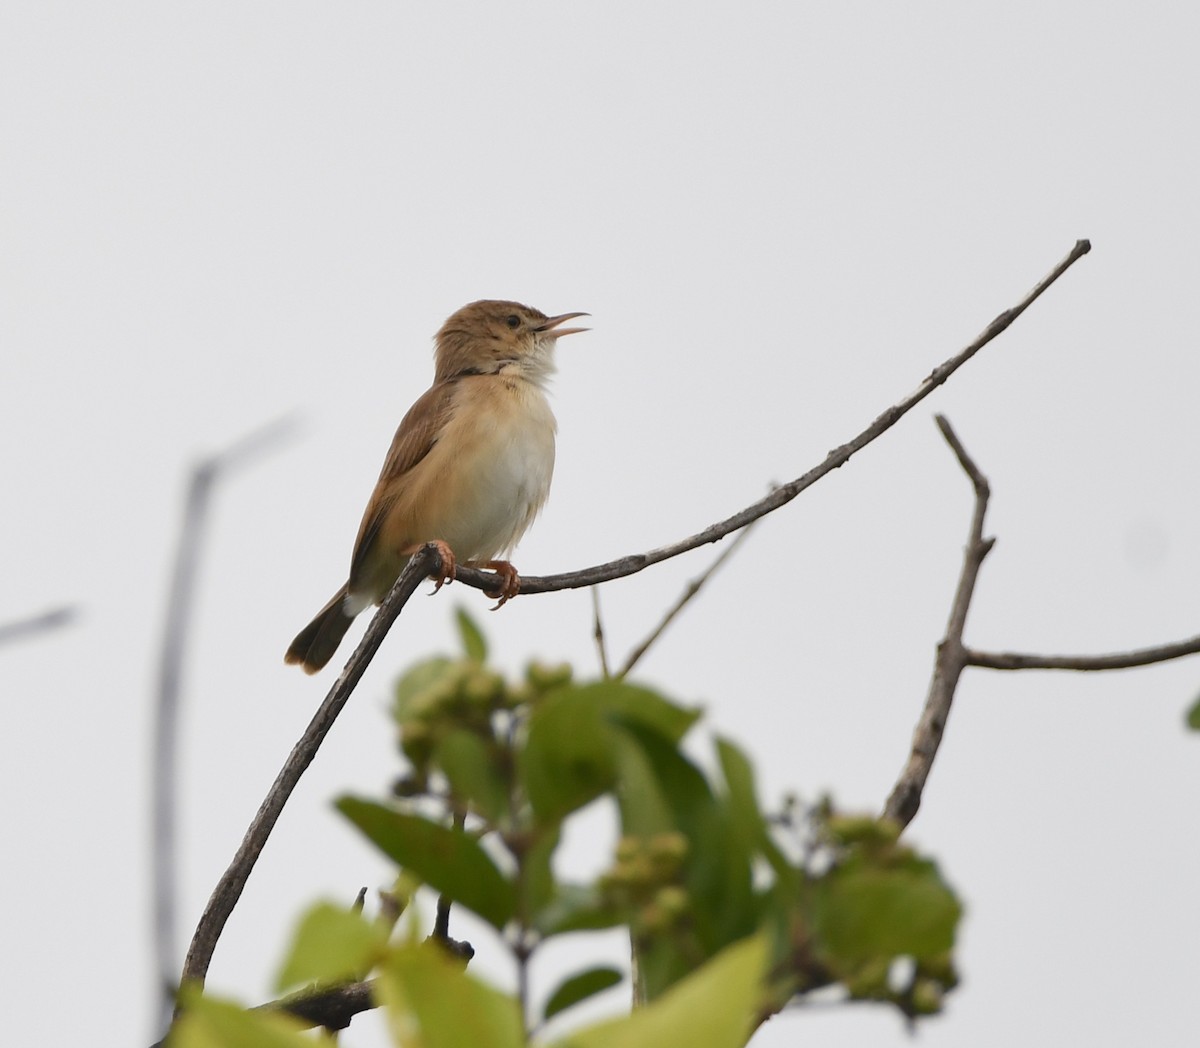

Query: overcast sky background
(4, 3), (1200, 1046)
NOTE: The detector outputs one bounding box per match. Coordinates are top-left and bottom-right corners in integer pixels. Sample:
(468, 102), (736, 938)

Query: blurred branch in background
(151, 415), (300, 1040)
(0, 605), (76, 646)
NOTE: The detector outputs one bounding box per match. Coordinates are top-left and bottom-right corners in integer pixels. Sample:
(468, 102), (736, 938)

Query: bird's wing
(348, 380), (459, 590)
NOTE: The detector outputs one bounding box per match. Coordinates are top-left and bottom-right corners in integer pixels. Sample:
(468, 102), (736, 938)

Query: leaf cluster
(172, 610), (961, 1047)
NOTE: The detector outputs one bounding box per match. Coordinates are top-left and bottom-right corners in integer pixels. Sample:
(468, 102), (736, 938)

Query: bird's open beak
(537, 311), (590, 338)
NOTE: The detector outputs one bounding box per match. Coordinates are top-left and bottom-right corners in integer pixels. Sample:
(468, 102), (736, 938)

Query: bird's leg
(470, 560), (521, 609)
(403, 540), (458, 593)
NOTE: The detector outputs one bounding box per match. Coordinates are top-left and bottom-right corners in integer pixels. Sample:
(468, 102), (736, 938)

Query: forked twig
(883, 416), (1200, 830)
(883, 416), (993, 828)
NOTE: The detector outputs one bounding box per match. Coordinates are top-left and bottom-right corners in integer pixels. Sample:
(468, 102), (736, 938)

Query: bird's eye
(506, 314), (520, 329)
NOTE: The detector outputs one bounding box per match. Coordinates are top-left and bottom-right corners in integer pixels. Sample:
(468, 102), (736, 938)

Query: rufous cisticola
(285, 299), (589, 674)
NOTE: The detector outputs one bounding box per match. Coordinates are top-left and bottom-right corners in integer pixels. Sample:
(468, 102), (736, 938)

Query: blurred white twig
(151, 415), (299, 1038)
(0, 606), (76, 646)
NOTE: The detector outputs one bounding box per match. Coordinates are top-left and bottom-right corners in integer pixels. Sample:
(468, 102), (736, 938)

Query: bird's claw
(424, 540), (458, 594)
(479, 560), (520, 610)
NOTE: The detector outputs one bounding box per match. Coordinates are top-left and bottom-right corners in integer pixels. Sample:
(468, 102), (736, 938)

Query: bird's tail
(285, 585), (355, 674)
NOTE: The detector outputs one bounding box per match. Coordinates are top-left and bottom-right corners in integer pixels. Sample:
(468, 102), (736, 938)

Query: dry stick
(450, 239), (1093, 599)
(266, 980), (377, 1032)
(617, 518), (761, 679)
(591, 588), (612, 679)
(177, 239), (1091, 1004)
(967, 636), (1200, 670)
(177, 545), (440, 995)
(153, 416), (299, 1038)
(883, 416), (995, 829)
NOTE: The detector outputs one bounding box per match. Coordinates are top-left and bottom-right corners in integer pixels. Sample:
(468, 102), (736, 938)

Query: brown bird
(285, 299), (589, 674)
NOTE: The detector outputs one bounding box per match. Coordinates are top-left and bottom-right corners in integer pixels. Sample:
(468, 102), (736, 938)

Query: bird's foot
(473, 560), (521, 609)
(414, 539), (457, 593)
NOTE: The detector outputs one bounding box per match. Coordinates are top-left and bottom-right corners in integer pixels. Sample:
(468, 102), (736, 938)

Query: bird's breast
(419, 376), (557, 561)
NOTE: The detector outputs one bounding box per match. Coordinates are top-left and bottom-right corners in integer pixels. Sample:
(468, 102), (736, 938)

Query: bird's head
(433, 300), (589, 385)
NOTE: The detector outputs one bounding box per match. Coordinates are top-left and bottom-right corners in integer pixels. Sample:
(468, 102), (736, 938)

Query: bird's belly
(423, 385), (556, 562)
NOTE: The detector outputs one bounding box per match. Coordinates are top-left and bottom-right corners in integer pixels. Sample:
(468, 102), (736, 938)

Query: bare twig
(152, 416), (298, 1037)
(175, 241), (1090, 1019)
(0, 605), (76, 646)
(149, 980), (379, 1047)
(883, 410), (1200, 829)
(591, 588), (611, 679)
(432, 811), (466, 941)
(883, 416), (995, 829)
(617, 518), (760, 679)
(268, 979), (377, 1031)
(176, 545), (441, 998)
(966, 635), (1200, 670)
(448, 240), (1092, 600)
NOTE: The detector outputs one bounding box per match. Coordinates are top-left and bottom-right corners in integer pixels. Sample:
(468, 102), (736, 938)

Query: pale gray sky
(4, 3), (1199, 1046)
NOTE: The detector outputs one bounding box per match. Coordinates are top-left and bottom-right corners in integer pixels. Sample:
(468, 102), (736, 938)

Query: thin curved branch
(883, 416), (994, 829)
(450, 239), (1092, 598)
(177, 545), (441, 996)
(966, 636), (1200, 670)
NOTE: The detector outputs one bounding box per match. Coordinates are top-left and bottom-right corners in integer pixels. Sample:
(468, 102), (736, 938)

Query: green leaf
(455, 607), (488, 662)
(522, 826), (561, 919)
(613, 721), (714, 836)
(520, 692), (617, 824)
(436, 730), (509, 825)
(554, 934), (766, 1048)
(614, 720), (753, 965)
(274, 900), (388, 992)
(1186, 694), (1200, 731)
(715, 737), (794, 882)
(534, 882), (624, 937)
(172, 991), (332, 1048)
(579, 680), (702, 743)
(814, 856), (962, 964)
(543, 966), (624, 1022)
(379, 942), (524, 1048)
(610, 731), (675, 835)
(337, 797), (515, 929)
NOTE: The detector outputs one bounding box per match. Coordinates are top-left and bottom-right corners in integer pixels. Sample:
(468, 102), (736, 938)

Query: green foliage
(336, 799), (516, 930)
(378, 942), (525, 1048)
(171, 990), (335, 1047)
(186, 609), (961, 1046)
(543, 966), (624, 1022)
(274, 900), (389, 992)
(520, 690), (618, 823)
(456, 605), (489, 663)
(551, 935), (767, 1048)
(807, 815), (961, 1014)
